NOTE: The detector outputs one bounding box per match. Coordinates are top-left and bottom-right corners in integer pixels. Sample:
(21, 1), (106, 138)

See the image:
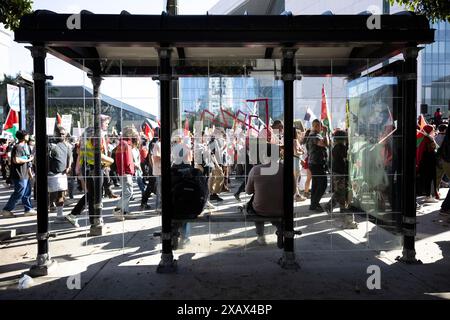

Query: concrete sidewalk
(1, 181), (450, 299)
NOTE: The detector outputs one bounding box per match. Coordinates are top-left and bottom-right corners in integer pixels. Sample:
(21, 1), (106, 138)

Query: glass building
(421, 21), (450, 117)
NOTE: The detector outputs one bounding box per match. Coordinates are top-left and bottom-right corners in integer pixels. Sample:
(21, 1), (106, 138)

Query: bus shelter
(14, 11), (434, 275)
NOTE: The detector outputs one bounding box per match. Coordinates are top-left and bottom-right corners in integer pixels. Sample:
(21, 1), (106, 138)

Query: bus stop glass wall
(293, 58), (402, 252)
(173, 58), (284, 253)
(46, 57), (163, 260)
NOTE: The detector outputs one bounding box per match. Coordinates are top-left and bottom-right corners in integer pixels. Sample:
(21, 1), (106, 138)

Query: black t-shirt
(49, 142), (71, 175)
(306, 132), (327, 166)
(10, 143), (30, 180)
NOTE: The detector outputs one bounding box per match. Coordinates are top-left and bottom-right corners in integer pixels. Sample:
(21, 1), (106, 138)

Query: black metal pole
(279, 48), (299, 269)
(397, 46), (422, 264)
(90, 75), (104, 235)
(29, 44), (57, 277)
(157, 48), (177, 273)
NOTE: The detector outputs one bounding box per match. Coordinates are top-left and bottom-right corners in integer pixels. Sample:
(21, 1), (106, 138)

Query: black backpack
(171, 164), (209, 219)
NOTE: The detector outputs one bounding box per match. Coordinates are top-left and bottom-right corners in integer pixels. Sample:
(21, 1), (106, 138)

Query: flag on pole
(143, 122), (153, 140)
(2, 108), (19, 138)
(304, 107), (313, 122)
(321, 84), (332, 132)
(56, 113), (62, 125)
(418, 114), (427, 131)
(416, 130), (428, 172)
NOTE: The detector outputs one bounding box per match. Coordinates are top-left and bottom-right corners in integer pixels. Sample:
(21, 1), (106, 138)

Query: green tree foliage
(391, 0), (450, 22)
(0, 0), (33, 31)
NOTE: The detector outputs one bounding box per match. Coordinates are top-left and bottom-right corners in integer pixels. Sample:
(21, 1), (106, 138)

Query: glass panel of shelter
(293, 59), (334, 251)
(292, 57), (403, 253)
(171, 58), (285, 253)
(363, 58), (403, 251)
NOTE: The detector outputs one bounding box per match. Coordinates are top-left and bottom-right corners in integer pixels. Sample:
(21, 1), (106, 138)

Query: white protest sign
(61, 114), (72, 134)
(46, 117), (56, 135)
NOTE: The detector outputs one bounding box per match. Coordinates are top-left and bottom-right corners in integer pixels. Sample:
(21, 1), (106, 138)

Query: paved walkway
(1, 179), (450, 299)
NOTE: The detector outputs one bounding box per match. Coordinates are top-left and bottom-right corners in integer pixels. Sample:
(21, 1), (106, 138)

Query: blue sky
(9, 0), (221, 117)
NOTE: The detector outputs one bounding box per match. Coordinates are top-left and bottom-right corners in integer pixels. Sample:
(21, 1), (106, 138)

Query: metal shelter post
(396, 46), (422, 265)
(157, 48), (177, 273)
(279, 48), (300, 270)
(28, 44), (57, 277)
(89, 74), (105, 236)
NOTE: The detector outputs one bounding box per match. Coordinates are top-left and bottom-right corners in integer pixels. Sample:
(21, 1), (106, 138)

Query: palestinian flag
(2, 108), (19, 138)
(143, 118), (159, 140)
(56, 113), (62, 125)
(416, 130), (429, 171)
(320, 84), (332, 132)
(143, 122), (153, 140)
(418, 114), (427, 131)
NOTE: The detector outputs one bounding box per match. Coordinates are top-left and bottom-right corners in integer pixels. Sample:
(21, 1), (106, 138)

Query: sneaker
(234, 193), (241, 202)
(65, 214), (80, 228)
(113, 208), (125, 221)
(295, 194), (307, 202)
(24, 209), (37, 216)
(256, 235), (267, 246)
(424, 196), (439, 203)
(1, 210), (14, 218)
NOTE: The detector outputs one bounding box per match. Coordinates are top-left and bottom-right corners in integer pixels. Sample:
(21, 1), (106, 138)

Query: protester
(306, 119), (329, 212)
(1, 130), (36, 217)
(417, 124), (438, 202)
(113, 126), (139, 220)
(294, 128), (306, 202)
(48, 126), (72, 222)
(324, 130), (357, 228)
(245, 143), (284, 247)
(65, 115), (114, 234)
(434, 108), (443, 126)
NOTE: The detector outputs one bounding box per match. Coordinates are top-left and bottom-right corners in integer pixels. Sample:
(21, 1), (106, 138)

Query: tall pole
(157, 48), (177, 273)
(28, 44), (57, 277)
(397, 46), (422, 264)
(279, 48), (299, 269)
(90, 74), (104, 235)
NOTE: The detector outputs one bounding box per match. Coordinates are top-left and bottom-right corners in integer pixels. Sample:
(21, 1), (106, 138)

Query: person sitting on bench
(245, 142), (283, 246)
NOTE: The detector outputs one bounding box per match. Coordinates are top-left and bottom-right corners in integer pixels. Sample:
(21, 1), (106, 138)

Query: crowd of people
(416, 116), (450, 217)
(3, 111), (449, 245)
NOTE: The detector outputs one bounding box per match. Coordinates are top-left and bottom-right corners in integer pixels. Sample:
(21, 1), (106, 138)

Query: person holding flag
(417, 124), (439, 203)
(306, 119), (329, 212)
(320, 84), (333, 133)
